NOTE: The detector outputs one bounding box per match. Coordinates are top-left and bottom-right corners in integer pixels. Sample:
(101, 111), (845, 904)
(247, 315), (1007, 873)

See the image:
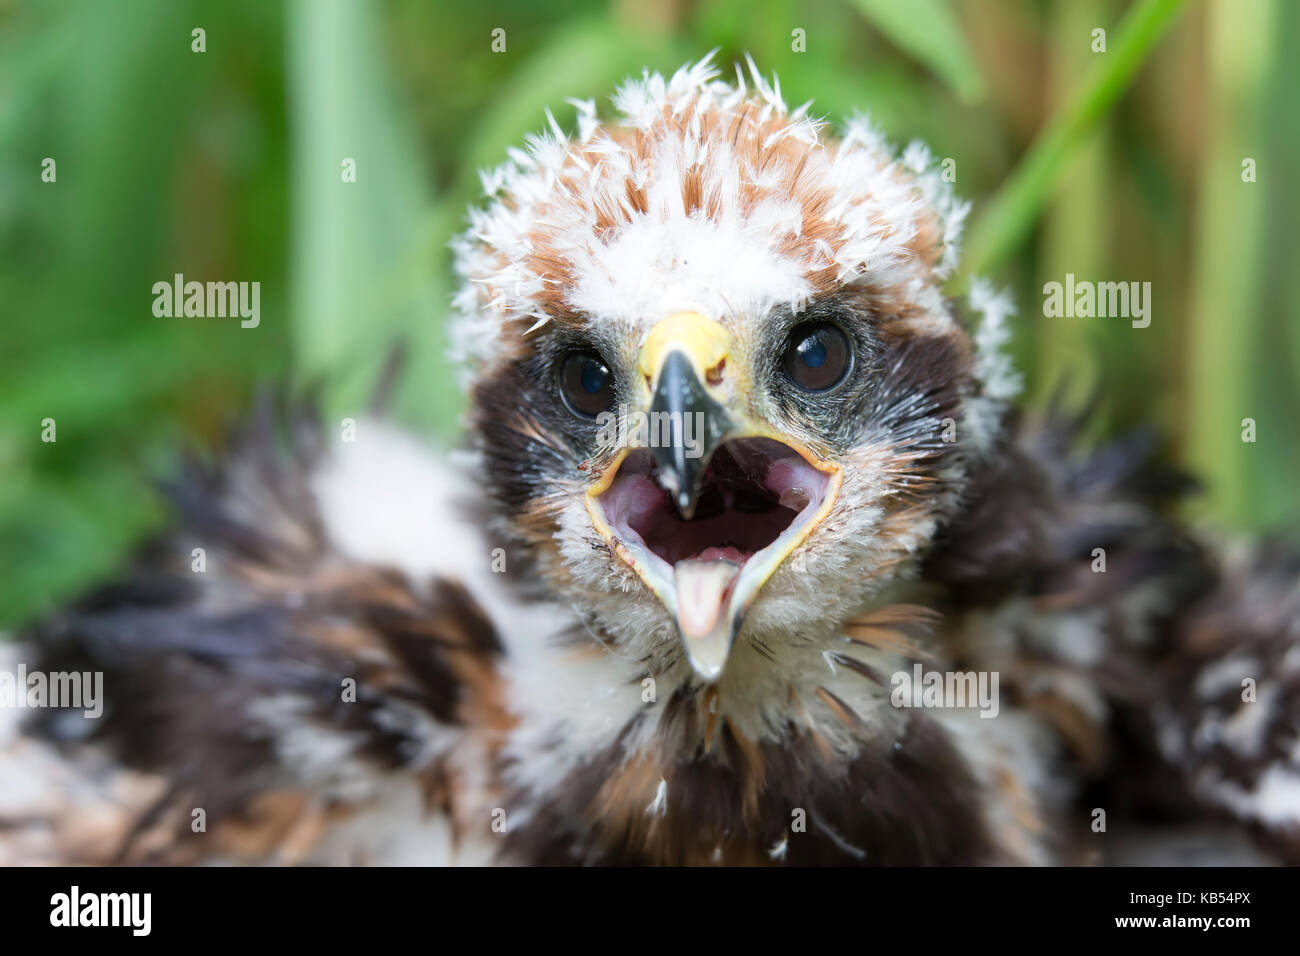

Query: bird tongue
(673, 558), (742, 680)
(674, 558), (741, 638)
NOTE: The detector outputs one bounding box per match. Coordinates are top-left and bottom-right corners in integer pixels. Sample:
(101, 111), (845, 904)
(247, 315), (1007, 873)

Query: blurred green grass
(1, 0), (1297, 627)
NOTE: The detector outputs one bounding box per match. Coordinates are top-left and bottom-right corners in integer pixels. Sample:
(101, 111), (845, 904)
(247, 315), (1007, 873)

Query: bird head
(453, 55), (1015, 686)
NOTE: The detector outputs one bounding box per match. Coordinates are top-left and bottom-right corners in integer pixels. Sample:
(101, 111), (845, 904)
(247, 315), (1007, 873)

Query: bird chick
(3, 55), (1297, 867)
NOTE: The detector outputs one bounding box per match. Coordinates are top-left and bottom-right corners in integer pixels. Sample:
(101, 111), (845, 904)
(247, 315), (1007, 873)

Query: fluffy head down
(451, 54), (971, 371)
(451, 54), (1017, 685)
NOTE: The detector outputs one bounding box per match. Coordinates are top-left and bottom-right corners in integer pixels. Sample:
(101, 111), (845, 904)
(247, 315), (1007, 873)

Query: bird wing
(926, 403), (1300, 863)
(1155, 540), (1300, 861)
(0, 401), (513, 865)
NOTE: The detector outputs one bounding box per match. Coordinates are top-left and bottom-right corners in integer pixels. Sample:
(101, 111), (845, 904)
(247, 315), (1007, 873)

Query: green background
(1, 0), (1297, 627)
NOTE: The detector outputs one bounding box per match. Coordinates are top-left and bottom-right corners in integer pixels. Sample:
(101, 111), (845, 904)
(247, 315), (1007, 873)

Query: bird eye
(559, 350), (616, 418)
(781, 322), (852, 392)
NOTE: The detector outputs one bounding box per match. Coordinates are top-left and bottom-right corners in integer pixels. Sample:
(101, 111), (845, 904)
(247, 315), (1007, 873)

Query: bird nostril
(706, 358), (725, 387)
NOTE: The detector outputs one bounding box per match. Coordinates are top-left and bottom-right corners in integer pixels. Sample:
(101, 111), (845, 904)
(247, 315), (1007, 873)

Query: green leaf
(850, 0), (986, 103)
(287, 0), (453, 430)
(1185, 0), (1298, 531)
(959, 0), (1191, 282)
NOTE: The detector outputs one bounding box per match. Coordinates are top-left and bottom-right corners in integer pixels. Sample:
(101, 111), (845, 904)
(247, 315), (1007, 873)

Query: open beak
(586, 312), (843, 683)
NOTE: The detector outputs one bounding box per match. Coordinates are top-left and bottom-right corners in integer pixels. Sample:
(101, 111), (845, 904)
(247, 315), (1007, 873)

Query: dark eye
(781, 322), (852, 392)
(559, 350), (616, 418)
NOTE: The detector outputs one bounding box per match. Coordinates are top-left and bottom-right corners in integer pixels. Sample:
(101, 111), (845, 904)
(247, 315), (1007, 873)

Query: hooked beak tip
(646, 349), (732, 519)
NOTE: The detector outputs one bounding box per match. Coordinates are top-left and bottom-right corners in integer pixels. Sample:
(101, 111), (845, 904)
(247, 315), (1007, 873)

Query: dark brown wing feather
(3, 399), (504, 864)
(928, 404), (1298, 862)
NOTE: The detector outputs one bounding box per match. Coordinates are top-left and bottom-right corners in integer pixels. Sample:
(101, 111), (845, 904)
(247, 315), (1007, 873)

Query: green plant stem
(957, 0), (1190, 284)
